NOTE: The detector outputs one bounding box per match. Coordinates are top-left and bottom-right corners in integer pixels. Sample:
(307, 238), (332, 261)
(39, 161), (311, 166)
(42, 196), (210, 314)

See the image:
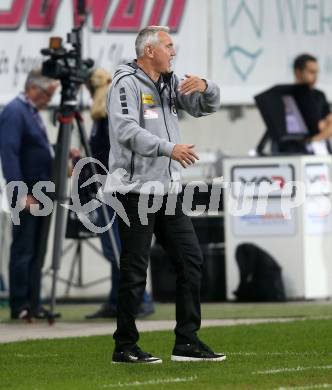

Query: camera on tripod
(36, 1), (119, 324)
(40, 27), (94, 104)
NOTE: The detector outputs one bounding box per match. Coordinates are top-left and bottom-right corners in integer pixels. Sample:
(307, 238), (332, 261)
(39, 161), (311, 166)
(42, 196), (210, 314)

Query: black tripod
(39, 10), (120, 323)
(46, 99), (120, 324)
(58, 238), (111, 297)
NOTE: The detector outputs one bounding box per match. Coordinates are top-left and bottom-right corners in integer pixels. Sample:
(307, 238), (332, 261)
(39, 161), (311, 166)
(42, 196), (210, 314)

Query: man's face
(295, 60), (319, 88)
(27, 83), (57, 110)
(151, 31), (176, 74)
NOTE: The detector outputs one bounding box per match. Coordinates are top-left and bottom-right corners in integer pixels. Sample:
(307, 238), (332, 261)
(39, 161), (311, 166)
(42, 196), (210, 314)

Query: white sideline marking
(14, 353), (59, 358)
(229, 351), (331, 357)
(254, 365), (332, 375)
(101, 376), (198, 388)
(276, 383), (332, 390)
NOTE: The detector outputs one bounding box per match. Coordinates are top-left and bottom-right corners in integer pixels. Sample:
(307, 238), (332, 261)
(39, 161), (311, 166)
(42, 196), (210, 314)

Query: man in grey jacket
(107, 25), (225, 363)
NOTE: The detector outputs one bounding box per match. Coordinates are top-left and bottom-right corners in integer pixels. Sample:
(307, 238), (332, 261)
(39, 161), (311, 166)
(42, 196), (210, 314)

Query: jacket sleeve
(0, 104), (24, 184)
(175, 75), (221, 118)
(108, 77), (175, 158)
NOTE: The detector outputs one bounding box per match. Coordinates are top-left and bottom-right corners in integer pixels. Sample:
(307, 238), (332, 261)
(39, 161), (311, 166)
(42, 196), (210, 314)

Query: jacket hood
(113, 62), (174, 87)
(113, 63), (139, 84)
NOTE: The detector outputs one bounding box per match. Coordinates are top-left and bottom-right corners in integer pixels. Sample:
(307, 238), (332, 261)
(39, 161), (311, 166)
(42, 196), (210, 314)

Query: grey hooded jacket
(106, 62), (220, 194)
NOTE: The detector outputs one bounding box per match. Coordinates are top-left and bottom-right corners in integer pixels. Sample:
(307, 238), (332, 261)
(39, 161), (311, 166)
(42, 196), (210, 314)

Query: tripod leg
(64, 241), (80, 296)
(75, 114), (121, 264)
(49, 118), (73, 324)
(77, 240), (83, 287)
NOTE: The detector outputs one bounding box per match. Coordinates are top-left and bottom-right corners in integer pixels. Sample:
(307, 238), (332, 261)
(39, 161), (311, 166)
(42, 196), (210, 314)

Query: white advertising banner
(305, 162), (331, 196)
(305, 196), (332, 234)
(0, 0), (207, 105)
(229, 163), (297, 236)
(0, 0), (332, 105)
(231, 200), (297, 237)
(231, 164), (295, 198)
(213, 0), (332, 104)
(304, 163), (332, 234)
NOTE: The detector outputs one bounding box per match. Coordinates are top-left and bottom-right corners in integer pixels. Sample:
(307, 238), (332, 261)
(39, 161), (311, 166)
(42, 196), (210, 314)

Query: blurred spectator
(294, 53), (332, 144)
(84, 68), (154, 319)
(0, 69), (59, 320)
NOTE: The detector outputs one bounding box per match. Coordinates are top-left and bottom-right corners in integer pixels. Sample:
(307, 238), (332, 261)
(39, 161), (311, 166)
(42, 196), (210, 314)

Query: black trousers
(9, 210), (44, 315)
(113, 193), (203, 350)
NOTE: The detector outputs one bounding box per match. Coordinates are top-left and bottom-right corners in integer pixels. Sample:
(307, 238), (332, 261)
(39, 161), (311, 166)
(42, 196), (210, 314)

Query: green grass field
(1, 318), (332, 390)
(2, 301), (332, 322)
(1, 302), (332, 389)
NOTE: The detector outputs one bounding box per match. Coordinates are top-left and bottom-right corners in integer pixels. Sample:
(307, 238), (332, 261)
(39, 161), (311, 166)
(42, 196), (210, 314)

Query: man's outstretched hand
(178, 74), (207, 95)
(171, 144), (199, 168)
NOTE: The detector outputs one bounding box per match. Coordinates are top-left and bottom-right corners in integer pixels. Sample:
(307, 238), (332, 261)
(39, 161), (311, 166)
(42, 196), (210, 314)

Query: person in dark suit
(294, 53), (332, 144)
(0, 69), (58, 320)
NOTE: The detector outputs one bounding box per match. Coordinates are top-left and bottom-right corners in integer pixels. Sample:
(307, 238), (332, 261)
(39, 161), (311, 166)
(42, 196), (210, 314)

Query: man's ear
(294, 69), (302, 82)
(145, 45), (154, 58)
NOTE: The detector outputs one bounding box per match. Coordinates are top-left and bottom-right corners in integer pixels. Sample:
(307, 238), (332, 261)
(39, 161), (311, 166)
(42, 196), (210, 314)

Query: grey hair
(24, 69), (55, 91)
(135, 25), (170, 58)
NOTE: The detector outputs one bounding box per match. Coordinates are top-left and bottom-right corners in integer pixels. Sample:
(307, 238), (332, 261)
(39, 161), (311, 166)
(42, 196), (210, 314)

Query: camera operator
(84, 68), (155, 319)
(0, 69), (62, 320)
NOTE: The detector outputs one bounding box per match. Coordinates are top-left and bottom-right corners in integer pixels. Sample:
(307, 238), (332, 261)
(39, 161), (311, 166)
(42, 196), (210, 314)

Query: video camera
(40, 27), (94, 104)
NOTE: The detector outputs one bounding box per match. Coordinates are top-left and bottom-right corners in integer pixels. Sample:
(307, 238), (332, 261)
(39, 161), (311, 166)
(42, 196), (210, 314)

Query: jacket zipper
(129, 152), (135, 181)
(157, 86), (172, 179)
(135, 66), (174, 180)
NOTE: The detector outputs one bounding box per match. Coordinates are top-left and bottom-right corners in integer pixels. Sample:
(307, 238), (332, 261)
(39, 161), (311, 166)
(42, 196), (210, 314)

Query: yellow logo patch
(142, 93), (154, 105)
